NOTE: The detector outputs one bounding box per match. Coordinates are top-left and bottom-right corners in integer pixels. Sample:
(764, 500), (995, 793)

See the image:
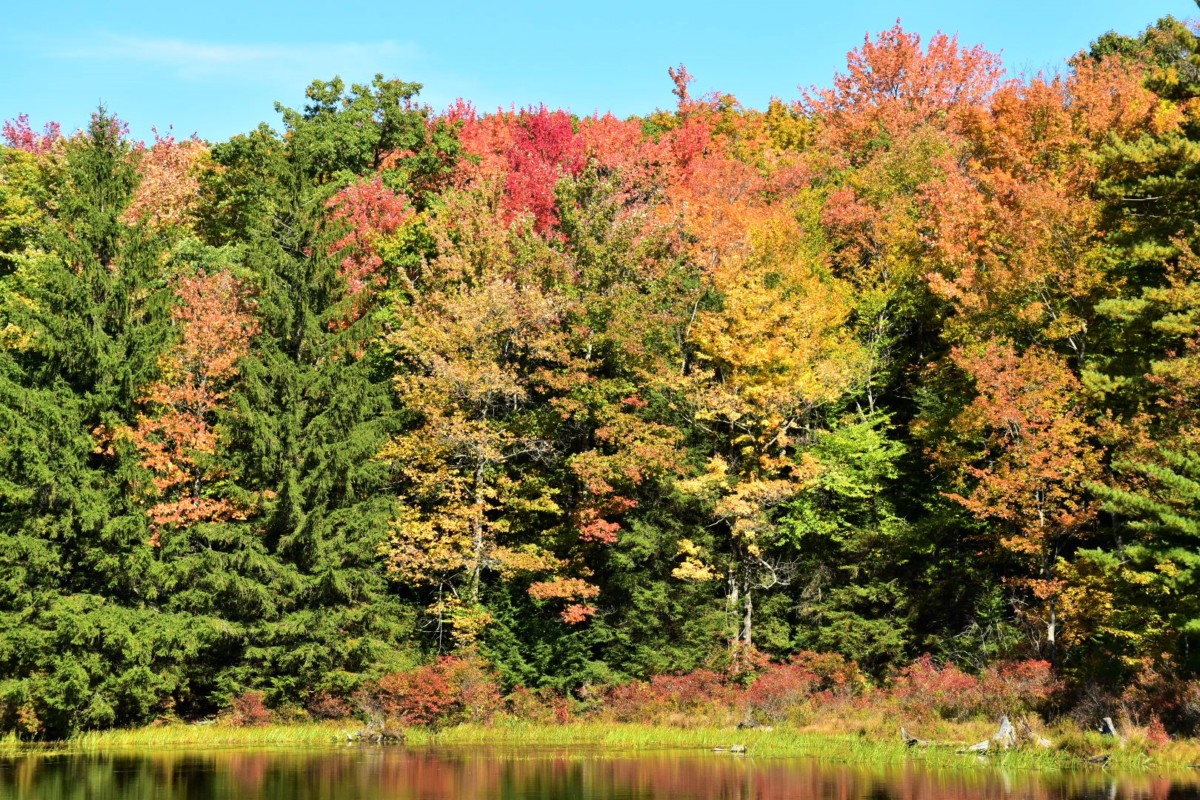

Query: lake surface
(2, 746), (1198, 800)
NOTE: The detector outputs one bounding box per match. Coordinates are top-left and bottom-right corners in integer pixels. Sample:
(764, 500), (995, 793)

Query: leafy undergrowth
(15, 651), (1200, 773)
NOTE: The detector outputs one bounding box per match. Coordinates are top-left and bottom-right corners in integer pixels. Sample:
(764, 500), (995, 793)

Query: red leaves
(326, 176), (414, 300)
(2, 114), (61, 154)
(891, 655), (1058, 720)
(504, 107), (585, 233)
(229, 691), (272, 727)
(457, 106), (585, 235)
(370, 654), (504, 726)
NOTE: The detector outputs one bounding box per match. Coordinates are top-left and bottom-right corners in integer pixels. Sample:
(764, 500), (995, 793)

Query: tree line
(1, 12), (1198, 738)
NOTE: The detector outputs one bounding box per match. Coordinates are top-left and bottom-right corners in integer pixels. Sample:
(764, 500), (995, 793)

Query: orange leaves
(125, 270), (259, 542)
(527, 577), (600, 624)
(805, 22), (1003, 163)
(941, 342), (1100, 561)
(123, 131), (208, 231)
(920, 146), (1102, 348)
(170, 271), (259, 386)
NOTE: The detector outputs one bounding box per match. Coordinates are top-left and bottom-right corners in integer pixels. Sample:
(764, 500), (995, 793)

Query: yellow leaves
(1156, 559), (1182, 580)
(687, 208), (866, 445)
(676, 456), (729, 502)
(427, 597), (493, 648)
(391, 278), (572, 422)
(492, 545), (560, 579)
(672, 538), (717, 581)
(385, 503), (476, 586)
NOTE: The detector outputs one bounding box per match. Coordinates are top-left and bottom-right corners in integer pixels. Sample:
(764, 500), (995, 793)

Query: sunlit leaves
(123, 270), (259, 541)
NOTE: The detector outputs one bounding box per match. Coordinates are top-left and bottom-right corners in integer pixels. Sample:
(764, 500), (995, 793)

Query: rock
(900, 726), (930, 747)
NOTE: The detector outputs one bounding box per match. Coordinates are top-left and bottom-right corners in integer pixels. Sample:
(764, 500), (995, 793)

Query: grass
(407, 721), (1080, 771)
(68, 722), (348, 751)
(7, 718), (1188, 776)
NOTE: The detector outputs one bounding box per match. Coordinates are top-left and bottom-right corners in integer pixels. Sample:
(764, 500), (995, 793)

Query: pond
(2, 746), (1198, 800)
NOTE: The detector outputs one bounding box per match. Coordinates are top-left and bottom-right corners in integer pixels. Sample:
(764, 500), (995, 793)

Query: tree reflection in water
(1, 748), (1198, 800)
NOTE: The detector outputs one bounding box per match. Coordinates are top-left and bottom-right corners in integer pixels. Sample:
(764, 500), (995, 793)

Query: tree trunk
(471, 462), (485, 603)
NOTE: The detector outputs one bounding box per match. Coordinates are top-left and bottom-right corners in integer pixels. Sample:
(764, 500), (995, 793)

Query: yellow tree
(673, 206), (867, 659)
(380, 175), (609, 645)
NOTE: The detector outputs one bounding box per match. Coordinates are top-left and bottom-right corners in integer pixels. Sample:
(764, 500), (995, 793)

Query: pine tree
(0, 112), (189, 736)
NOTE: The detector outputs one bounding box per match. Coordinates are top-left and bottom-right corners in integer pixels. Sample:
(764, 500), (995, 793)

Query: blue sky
(3, 1), (1196, 143)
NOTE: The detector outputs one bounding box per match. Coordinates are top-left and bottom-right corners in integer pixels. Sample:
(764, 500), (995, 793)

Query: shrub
(1119, 666), (1200, 735)
(745, 662), (819, 722)
(744, 652), (861, 722)
(1147, 714), (1170, 747)
(371, 652), (503, 728)
(306, 690), (354, 720)
(375, 663), (458, 727)
(506, 686), (572, 724)
(977, 659), (1058, 716)
(891, 654), (981, 720)
(605, 680), (657, 722)
(230, 691), (272, 727)
(891, 656), (1058, 720)
(603, 669), (736, 723)
(441, 654), (504, 724)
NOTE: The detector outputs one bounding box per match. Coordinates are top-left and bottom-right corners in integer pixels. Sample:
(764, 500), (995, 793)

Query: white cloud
(54, 33), (420, 84)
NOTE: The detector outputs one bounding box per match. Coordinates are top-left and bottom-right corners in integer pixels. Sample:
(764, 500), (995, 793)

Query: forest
(1, 11), (1199, 741)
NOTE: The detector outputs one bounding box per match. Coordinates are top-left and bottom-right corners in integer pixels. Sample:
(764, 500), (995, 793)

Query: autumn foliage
(4, 11), (1200, 739)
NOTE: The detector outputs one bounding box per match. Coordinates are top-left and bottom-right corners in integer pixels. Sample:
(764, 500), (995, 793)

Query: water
(2, 746), (1198, 800)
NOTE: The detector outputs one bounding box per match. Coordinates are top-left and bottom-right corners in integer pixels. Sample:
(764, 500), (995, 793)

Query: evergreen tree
(0, 112), (188, 736)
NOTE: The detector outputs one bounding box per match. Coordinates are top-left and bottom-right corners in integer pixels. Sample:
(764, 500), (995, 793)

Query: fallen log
(900, 726), (931, 747)
(713, 744), (748, 754)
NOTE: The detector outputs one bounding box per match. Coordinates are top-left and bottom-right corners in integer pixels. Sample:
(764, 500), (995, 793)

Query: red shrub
(376, 665), (457, 726)
(306, 690), (354, 720)
(441, 654), (504, 724)
(372, 653), (503, 727)
(744, 652), (861, 722)
(891, 656), (1057, 720)
(603, 669), (736, 722)
(230, 691), (272, 727)
(977, 659), (1059, 716)
(745, 662), (820, 722)
(786, 651), (862, 696)
(891, 655), (981, 720)
(649, 670), (736, 712)
(605, 680), (657, 722)
(1147, 714), (1170, 747)
(507, 686), (572, 724)
(1119, 667), (1200, 735)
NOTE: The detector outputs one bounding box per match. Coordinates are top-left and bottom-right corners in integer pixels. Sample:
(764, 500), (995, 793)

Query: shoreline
(4, 721), (1199, 775)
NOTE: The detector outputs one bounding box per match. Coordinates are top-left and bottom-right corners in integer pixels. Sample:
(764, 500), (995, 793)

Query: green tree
(0, 112), (188, 736)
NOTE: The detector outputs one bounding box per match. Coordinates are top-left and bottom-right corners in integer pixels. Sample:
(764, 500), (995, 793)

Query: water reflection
(1, 746), (1198, 800)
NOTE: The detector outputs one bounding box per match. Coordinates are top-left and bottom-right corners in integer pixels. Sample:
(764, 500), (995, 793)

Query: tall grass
(0, 718), (1191, 776)
(70, 722), (348, 751)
